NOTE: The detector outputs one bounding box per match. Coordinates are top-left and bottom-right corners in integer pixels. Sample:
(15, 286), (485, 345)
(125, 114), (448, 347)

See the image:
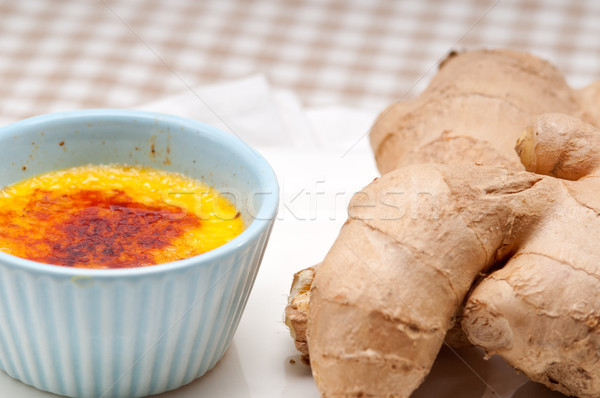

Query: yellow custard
(0, 164), (244, 269)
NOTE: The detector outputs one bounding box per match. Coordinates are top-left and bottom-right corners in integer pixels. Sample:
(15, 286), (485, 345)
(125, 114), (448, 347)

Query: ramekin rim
(0, 108), (279, 278)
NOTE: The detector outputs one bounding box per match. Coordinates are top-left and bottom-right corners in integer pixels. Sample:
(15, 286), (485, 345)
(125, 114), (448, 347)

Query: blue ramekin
(0, 109), (279, 397)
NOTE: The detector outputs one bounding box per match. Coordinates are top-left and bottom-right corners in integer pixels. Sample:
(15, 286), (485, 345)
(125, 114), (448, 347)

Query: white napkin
(137, 74), (378, 155)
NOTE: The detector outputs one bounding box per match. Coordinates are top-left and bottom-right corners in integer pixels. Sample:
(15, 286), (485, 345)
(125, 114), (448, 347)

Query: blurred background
(1, 0), (599, 123)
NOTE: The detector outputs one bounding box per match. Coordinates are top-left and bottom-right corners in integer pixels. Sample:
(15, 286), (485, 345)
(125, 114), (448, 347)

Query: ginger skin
(462, 114), (600, 398)
(285, 266), (317, 365)
(308, 165), (553, 397)
(516, 113), (600, 181)
(370, 49), (599, 175)
(285, 50), (600, 397)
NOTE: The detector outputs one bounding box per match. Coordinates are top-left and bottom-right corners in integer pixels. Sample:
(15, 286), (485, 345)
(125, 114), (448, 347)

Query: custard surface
(0, 165), (244, 268)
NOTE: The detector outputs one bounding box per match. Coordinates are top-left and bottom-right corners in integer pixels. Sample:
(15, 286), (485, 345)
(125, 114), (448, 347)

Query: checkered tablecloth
(1, 0), (599, 123)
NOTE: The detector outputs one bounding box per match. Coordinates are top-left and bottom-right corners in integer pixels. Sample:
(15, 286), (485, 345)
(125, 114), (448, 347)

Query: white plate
(0, 149), (566, 398)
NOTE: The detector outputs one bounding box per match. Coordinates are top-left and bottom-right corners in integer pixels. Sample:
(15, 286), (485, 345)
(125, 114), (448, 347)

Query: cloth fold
(137, 74), (379, 155)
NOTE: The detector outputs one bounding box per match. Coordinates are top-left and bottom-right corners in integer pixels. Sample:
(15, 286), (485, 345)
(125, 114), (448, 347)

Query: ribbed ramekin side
(178, 222), (274, 387)
(0, 267), (98, 397)
(127, 266), (226, 397)
(121, 235), (271, 397)
(206, 229), (270, 373)
(0, 267), (41, 389)
(159, 255), (242, 392)
(0, 220), (274, 397)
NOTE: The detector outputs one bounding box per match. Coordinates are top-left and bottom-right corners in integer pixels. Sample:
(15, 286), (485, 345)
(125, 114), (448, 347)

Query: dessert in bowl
(0, 109), (278, 397)
(0, 164), (245, 269)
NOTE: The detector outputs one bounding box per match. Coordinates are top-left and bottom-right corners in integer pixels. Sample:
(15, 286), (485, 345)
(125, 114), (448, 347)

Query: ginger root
(462, 114), (600, 398)
(516, 112), (600, 181)
(285, 49), (600, 397)
(308, 164), (553, 397)
(285, 266), (317, 365)
(370, 49), (600, 173)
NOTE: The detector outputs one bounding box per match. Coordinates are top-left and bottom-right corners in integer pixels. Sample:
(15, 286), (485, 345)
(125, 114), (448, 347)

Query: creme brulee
(0, 164), (244, 269)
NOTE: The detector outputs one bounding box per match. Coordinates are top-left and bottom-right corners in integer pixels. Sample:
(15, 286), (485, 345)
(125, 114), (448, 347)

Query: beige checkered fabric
(0, 0), (599, 122)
